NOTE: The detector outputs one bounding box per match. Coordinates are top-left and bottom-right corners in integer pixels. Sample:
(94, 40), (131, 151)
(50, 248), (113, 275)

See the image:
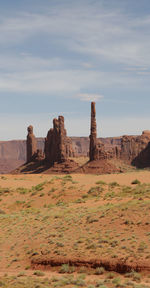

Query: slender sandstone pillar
(89, 102), (98, 161)
(27, 125), (37, 162)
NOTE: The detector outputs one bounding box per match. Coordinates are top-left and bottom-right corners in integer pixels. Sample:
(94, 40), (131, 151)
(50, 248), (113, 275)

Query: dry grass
(0, 172), (150, 286)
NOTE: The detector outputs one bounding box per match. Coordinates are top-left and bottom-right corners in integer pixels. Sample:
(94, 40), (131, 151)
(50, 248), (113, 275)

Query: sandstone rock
(89, 102), (98, 161)
(34, 149), (45, 162)
(132, 142), (150, 168)
(27, 125), (37, 163)
(89, 102), (109, 161)
(78, 159), (120, 174)
(45, 116), (74, 165)
(120, 131), (150, 164)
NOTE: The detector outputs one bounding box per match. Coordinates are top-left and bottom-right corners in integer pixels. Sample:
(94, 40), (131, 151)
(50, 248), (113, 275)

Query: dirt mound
(77, 159), (120, 174)
(12, 159), (120, 175)
(12, 159), (79, 174)
(43, 159), (79, 174)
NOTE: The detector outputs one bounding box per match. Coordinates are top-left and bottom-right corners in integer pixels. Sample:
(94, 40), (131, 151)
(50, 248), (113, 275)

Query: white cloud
(76, 93), (104, 102)
(0, 1), (149, 96)
(0, 67), (144, 94)
(0, 2), (150, 68)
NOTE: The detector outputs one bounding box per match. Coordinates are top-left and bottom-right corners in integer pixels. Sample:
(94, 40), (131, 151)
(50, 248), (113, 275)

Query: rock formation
(27, 125), (37, 162)
(89, 102), (108, 161)
(45, 116), (74, 165)
(132, 142), (150, 168)
(76, 102), (120, 174)
(89, 102), (98, 161)
(120, 130), (150, 164)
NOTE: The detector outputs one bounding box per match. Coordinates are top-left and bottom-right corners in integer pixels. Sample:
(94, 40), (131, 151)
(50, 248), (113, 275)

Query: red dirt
(31, 256), (150, 273)
(76, 159), (120, 174)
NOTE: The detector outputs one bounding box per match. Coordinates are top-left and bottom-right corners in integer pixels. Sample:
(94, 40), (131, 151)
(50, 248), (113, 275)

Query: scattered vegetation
(0, 173), (150, 287)
(131, 179), (141, 185)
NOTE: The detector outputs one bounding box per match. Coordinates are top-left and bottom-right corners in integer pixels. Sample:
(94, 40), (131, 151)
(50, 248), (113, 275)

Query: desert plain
(0, 169), (150, 287)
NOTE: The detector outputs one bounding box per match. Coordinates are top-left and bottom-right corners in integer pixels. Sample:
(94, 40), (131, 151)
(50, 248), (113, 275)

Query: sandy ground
(0, 171), (150, 287)
(1, 169), (150, 188)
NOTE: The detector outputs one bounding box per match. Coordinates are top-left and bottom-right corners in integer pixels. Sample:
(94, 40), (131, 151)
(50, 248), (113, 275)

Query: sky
(0, 0), (150, 140)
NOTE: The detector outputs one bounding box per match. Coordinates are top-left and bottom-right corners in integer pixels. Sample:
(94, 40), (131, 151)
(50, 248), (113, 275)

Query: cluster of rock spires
(27, 116), (74, 165)
(25, 114), (78, 174)
(24, 102), (117, 174)
(14, 101), (150, 174)
(45, 116), (74, 165)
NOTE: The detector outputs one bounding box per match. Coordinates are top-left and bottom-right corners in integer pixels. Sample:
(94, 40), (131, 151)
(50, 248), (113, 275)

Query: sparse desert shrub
(112, 277), (121, 285)
(96, 180), (106, 185)
(82, 194), (88, 199)
(106, 272), (115, 279)
(109, 181), (119, 188)
(63, 175), (73, 182)
(56, 241), (64, 247)
(33, 270), (45, 276)
(39, 192), (45, 197)
(0, 209), (5, 214)
(72, 277), (85, 286)
(51, 276), (59, 282)
(75, 198), (85, 203)
(138, 241), (148, 252)
(124, 219), (131, 225)
(86, 215), (99, 223)
(0, 187), (10, 195)
(16, 187), (29, 194)
(96, 284), (107, 288)
(56, 201), (66, 206)
(88, 186), (103, 197)
(132, 272), (141, 282)
(78, 267), (87, 273)
(48, 187), (56, 195)
(15, 200), (25, 205)
(121, 185), (132, 194)
(132, 183), (148, 196)
(94, 267), (105, 275)
(17, 271), (25, 277)
(32, 182), (46, 192)
(58, 276), (74, 286)
(125, 270), (141, 282)
(1, 176), (7, 180)
(59, 264), (75, 274)
(131, 179), (141, 185)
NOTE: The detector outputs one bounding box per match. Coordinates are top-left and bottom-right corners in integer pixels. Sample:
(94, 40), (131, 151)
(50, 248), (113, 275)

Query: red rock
(89, 102), (98, 161)
(120, 130), (150, 164)
(45, 116), (74, 165)
(89, 102), (110, 161)
(27, 125), (37, 163)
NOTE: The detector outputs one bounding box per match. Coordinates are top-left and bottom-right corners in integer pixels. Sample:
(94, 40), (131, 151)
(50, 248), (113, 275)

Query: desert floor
(0, 170), (150, 287)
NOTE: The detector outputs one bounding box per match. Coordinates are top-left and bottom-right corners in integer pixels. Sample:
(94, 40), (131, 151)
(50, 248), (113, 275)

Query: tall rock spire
(89, 102), (98, 161)
(27, 125), (37, 162)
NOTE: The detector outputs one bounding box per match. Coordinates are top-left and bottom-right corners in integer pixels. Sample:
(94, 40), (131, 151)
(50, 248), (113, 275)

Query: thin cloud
(77, 93), (104, 102)
(0, 67), (143, 94)
(0, 2), (150, 67)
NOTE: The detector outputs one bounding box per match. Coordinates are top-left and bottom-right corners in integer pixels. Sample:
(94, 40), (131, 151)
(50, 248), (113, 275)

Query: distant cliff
(0, 136), (122, 173)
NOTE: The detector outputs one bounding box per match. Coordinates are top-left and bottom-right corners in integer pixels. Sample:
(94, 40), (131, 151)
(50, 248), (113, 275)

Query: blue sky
(0, 0), (150, 140)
